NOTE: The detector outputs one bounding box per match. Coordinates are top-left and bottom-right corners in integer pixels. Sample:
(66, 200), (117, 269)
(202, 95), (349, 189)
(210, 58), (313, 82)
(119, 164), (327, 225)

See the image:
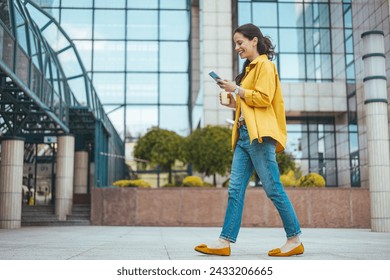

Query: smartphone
(209, 71), (222, 82)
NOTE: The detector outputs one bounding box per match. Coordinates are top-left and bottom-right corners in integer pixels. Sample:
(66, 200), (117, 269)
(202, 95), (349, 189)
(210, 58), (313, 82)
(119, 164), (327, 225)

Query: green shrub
(182, 176), (204, 187)
(113, 179), (151, 188)
(280, 170), (297, 187)
(297, 173), (326, 187)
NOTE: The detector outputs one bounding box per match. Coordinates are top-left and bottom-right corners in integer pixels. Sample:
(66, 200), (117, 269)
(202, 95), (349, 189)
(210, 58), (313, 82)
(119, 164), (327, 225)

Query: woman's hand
(217, 79), (237, 92)
(219, 92), (236, 109)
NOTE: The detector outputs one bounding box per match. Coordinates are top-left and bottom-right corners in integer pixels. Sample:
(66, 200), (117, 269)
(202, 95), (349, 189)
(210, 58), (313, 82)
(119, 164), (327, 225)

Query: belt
(237, 119), (246, 128)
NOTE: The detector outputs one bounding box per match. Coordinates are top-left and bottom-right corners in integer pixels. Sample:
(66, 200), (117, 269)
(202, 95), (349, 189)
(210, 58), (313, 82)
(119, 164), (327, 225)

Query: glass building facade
(33, 0), (191, 140)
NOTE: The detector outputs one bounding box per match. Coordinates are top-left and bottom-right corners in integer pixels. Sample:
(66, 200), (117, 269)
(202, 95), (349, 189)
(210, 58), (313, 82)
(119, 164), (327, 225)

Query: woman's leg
(248, 138), (301, 242)
(220, 138), (254, 243)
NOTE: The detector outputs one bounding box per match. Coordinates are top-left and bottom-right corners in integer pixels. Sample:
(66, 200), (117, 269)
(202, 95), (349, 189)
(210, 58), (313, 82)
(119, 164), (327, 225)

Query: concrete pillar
(361, 30), (390, 232)
(202, 0), (234, 126)
(55, 134), (75, 221)
(74, 151), (88, 194)
(0, 137), (24, 229)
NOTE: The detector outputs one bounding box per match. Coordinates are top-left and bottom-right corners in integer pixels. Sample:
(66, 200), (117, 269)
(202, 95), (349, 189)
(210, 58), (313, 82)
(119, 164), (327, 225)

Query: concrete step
(21, 204), (91, 226)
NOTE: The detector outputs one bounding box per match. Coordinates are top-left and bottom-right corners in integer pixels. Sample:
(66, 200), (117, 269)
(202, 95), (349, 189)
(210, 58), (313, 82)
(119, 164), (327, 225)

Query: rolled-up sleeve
(243, 61), (276, 108)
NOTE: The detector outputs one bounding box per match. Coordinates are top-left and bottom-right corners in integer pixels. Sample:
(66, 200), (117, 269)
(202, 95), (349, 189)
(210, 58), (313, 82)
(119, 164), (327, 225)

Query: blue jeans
(220, 125), (301, 242)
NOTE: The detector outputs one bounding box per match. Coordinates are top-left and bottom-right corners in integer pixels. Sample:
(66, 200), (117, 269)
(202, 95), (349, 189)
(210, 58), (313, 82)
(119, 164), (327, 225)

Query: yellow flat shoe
(268, 243), (304, 257)
(194, 244), (231, 256)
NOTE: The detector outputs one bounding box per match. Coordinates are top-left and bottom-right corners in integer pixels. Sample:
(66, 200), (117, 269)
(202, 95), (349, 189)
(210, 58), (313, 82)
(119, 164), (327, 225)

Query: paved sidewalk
(0, 226), (389, 260)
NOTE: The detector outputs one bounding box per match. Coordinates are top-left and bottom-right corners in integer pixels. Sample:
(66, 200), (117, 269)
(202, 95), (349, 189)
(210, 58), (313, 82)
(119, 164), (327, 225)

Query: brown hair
(234, 23), (275, 84)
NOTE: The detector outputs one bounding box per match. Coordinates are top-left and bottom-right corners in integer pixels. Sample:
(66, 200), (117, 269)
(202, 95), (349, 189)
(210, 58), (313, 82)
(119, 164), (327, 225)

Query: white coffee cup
(220, 91), (230, 105)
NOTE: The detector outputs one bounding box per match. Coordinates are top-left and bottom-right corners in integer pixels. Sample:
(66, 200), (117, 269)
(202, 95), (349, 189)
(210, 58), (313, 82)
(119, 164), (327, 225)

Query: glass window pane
(95, 0), (125, 8)
(345, 34), (353, 53)
(73, 40), (92, 72)
(127, 41), (158, 72)
(61, 0), (92, 8)
(343, 4), (352, 28)
(321, 54), (332, 80)
(253, 3), (277, 27)
(318, 4), (330, 27)
(61, 9), (92, 39)
(127, 10), (158, 40)
(93, 73), (124, 104)
(262, 28), (278, 53)
(126, 106), (158, 138)
(36, 0), (61, 8)
(346, 63), (355, 81)
(160, 11), (189, 40)
(105, 106), (125, 140)
(319, 29), (331, 52)
(127, 0), (158, 9)
(57, 48), (83, 77)
(160, 106), (189, 136)
(41, 24), (69, 52)
(279, 28), (304, 52)
(25, 3), (50, 28)
(279, 3), (304, 27)
(43, 8), (59, 22)
(160, 73), (188, 104)
(94, 10), (125, 39)
(94, 41), (125, 71)
(68, 77), (87, 105)
(160, 0), (188, 9)
(126, 73), (158, 104)
(279, 54), (306, 80)
(160, 42), (188, 72)
(238, 2), (251, 26)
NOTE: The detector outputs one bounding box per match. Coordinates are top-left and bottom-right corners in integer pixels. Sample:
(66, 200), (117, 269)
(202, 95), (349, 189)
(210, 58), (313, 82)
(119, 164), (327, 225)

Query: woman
(195, 24), (303, 257)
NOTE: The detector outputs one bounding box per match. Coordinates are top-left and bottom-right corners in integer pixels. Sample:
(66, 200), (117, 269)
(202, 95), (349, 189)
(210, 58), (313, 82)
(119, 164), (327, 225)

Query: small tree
(185, 125), (232, 185)
(133, 128), (184, 184)
(276, 151), (296, 175)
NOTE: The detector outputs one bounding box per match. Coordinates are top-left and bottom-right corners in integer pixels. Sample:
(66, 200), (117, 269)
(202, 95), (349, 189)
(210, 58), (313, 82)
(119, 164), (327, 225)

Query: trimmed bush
(297, 173), (326, 187)
(280, 170), (297, 187)
(113, 179), (151, 188)
(182, 176), (204, 187)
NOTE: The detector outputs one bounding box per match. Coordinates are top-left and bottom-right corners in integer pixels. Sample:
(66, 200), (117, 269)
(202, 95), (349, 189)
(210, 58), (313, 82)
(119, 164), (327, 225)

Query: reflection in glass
(127, 41), (158, 72)
(126, 106), (158, 138)
(160, 0), (188, 9)
(160, 11), (189, 40)
(68, 77), (87, 105)
(238, 2), (251, 26)
(160, 106), (189, 136)
(160, 74), (189, 104)
(253, 3), (277, 27)
(57, 47), (83, 77)
(127, 0), (158, 9)
(60, 0), (92, 8)
(94, 10), (125, 39)
(73, 41), (92, 72)
(127, 10), (158, 40)
(279, 54), (305, 80)
(93, 73), (124, 104)
(126, 73), (158, 104)
(105, 106), (125, 140)
(95, 0), (125, 8)
(160, 42), (188, 72)
(61, 9), (92, 39)
(279, 28), (303, 52)
(94, 41), (125, 71)
(279, 3), (304, 27)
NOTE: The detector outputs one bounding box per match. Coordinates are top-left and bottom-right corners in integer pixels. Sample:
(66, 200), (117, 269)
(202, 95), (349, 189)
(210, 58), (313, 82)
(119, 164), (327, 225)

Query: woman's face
(233, 32), (259, 61)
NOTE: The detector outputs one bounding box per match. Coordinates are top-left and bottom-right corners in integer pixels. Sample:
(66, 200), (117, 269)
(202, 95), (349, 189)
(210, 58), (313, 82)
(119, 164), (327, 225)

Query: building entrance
(22, 143), (56, 206)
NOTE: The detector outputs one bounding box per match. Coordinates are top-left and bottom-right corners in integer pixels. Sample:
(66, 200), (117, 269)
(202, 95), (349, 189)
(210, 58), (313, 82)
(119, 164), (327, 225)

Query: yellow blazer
(232, 54), (287, 153)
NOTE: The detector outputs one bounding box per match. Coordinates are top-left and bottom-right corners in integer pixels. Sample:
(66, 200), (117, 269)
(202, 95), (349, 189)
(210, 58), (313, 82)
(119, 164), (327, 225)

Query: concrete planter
(91, 187), (370, 228)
